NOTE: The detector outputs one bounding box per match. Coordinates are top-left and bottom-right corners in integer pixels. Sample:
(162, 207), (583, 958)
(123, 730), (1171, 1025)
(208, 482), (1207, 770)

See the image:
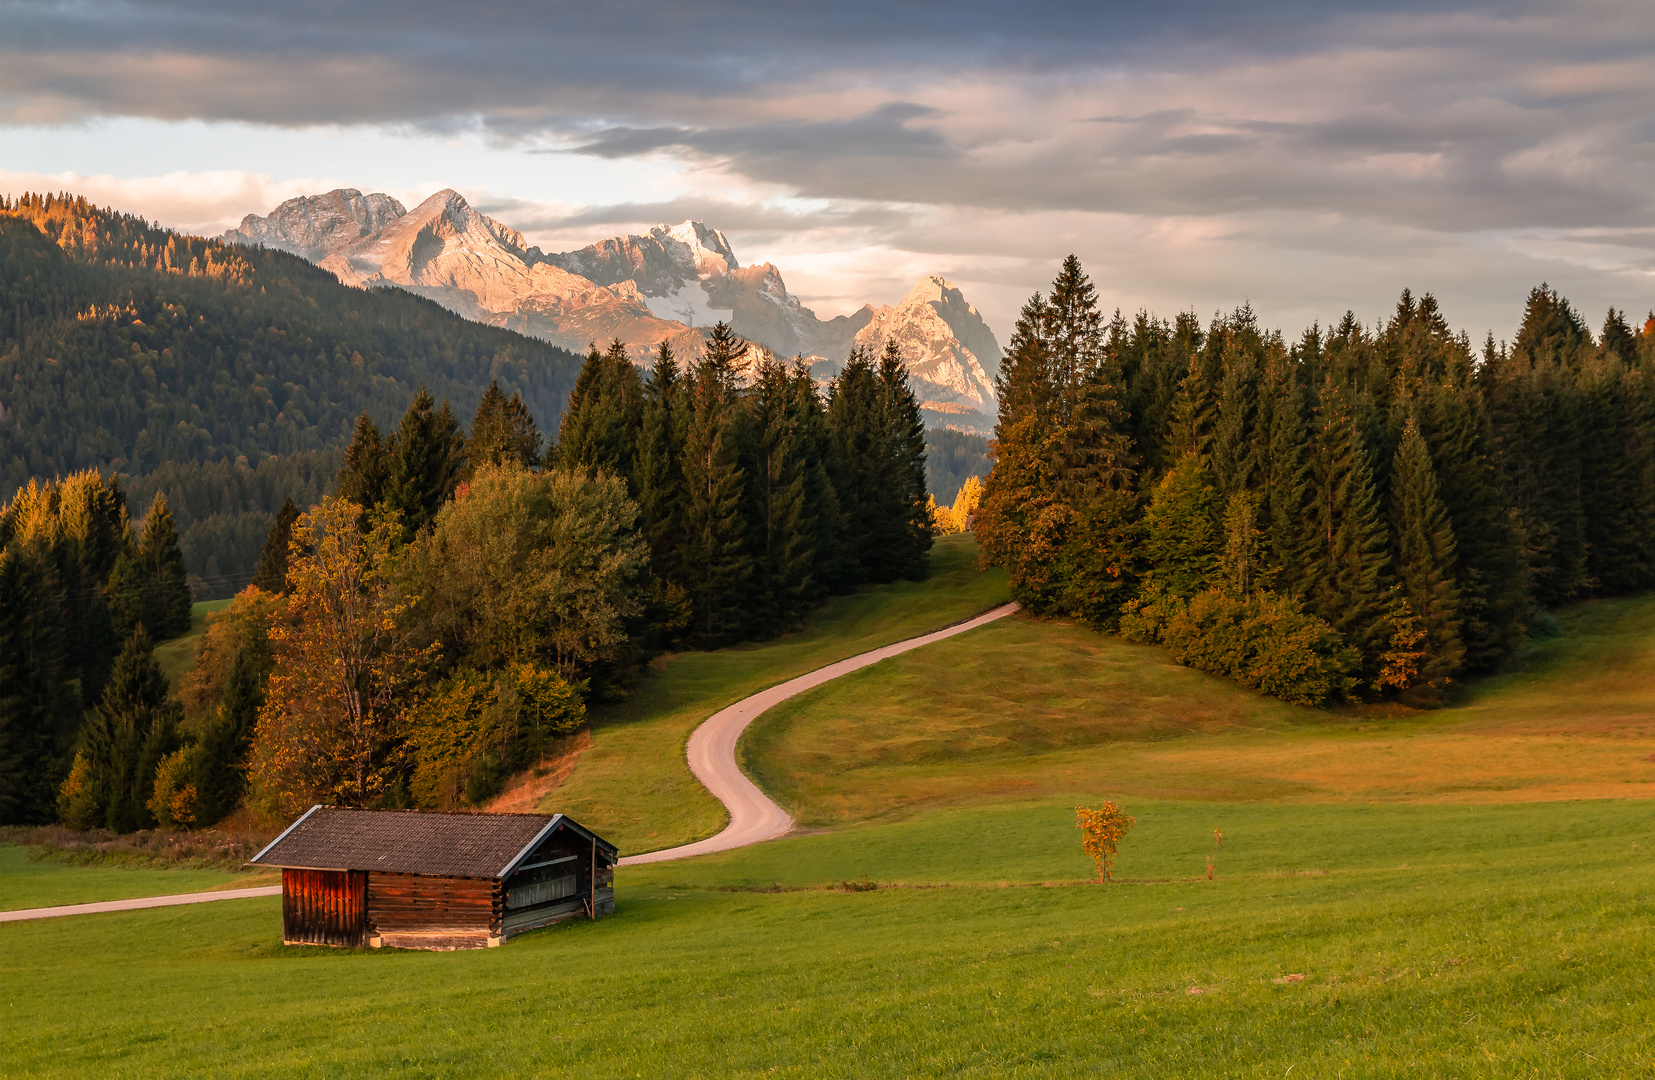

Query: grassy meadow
(4, 534), (1652, 1076)
(154, 598), (233, 687)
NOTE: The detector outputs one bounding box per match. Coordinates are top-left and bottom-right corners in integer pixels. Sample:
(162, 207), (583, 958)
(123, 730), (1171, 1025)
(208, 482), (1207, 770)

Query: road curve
(0, 885), (282, 923)
(1, 602), (1019, 919)
(619, 601), (1021, 866)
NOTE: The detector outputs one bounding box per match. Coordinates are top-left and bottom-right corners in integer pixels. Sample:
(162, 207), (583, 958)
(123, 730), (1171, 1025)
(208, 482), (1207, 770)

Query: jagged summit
(224, 189), (1002, 431)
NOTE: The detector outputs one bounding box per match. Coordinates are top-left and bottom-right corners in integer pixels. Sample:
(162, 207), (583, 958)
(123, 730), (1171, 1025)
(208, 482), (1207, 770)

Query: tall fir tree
(680, 339), (751, 643)
(78, 626), (182, 833)
(1304, 378), (1393, 686)
(383, 385), (467, 542)
(249, 498), (300, 594)
(826, 345), (886, 586)
(112, 491), (193, 640)
(336, 412), (391, 510)
(0, 543), (79, 823)
(742, 355), (815, 635)
(190, 635), (272, 826)
(467, 379), (543, 471)
(1388, 415), (1464, 700)
(555, 339), (643, 486)
(871, 340), (933, 583)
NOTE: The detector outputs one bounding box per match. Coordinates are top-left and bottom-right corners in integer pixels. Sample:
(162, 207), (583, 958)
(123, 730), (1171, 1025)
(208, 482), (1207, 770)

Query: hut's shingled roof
(249, 807), (562, 878)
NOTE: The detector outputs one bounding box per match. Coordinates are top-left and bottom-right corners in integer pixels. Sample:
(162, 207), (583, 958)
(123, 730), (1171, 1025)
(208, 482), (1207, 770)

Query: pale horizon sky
(3, 0), (1652, 348)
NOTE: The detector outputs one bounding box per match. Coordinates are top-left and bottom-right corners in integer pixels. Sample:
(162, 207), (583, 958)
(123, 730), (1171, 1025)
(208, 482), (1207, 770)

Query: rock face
(225, 188), (1001, 430)
(224, 189), (406, 261)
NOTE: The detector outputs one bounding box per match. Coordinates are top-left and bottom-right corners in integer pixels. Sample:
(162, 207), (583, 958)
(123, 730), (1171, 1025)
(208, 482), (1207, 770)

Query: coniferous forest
(979, 257), (1655, 705)
(3, 191), (1653, 831)
(0, 190), (934, 826)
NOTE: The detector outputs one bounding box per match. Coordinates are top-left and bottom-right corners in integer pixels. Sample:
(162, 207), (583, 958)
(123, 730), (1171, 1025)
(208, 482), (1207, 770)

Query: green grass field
(3, 799), (1651, 1077)
(154, 599), (233, 687)
(536, 533), (1009, 854)
(0, 845), (254, 912)
(5, 538), (1652, 1076)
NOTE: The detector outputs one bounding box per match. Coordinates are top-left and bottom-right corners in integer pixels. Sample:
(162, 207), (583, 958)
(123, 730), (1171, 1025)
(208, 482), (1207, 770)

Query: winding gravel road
(1, 601), (1019, 921)
(619, 601), (1020, 866)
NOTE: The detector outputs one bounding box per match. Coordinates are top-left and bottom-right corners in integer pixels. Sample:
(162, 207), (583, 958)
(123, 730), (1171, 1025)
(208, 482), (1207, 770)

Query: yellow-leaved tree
(248, 497), (433, 820)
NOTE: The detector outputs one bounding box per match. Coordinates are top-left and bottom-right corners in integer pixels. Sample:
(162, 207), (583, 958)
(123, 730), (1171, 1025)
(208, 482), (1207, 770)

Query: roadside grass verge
(540, 533), (1008, 854)
(0, 844), (265, 912)
(743, 595), (1655, 826)
(3, 798), (1650, 1077)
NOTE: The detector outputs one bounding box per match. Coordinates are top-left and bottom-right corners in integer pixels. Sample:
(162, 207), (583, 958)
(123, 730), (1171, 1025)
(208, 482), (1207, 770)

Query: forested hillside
(925, 427), (992, 505)
(980, 257), (1655, 705)
(0, 192), (582, 502)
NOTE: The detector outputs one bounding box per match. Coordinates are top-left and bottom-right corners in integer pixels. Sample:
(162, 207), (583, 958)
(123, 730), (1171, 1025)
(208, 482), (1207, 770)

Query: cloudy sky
(3, 0), (1652, 346)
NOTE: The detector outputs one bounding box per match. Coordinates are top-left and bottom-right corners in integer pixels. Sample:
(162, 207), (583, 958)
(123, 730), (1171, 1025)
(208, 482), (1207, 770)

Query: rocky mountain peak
(223, 187), (405, 261)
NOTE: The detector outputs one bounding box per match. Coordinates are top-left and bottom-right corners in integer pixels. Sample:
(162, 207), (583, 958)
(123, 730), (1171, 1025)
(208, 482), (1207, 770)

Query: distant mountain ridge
(225, 189), (1002, 431)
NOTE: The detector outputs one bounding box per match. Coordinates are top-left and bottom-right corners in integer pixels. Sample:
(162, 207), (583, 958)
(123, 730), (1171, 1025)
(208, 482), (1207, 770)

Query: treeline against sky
(0, 324), (935, 827)
(0, 193), (583, 501)
(981, 257), (1655, 704)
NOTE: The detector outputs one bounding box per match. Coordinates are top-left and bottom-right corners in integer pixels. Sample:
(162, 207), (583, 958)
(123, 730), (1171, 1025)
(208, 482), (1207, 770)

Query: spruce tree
(555, 339), (643, 486)
(1389, 416), (1464, 698)
(872, 340), (933, 582)
(1139, 453), (1222, 599)
(81, 626), (181, 832)
(635, 342), (686, 576)
(1305, 378), (1392, 686)
(336, 412), (391, 510)
(681, 344), (751, 643)
(249, 498), (300, 594)
(131, 492), (193, 640)
(743, 356), (814, 635)
(383, 385), (467, 542)
(467, 379), (542, 470)
(790, 359), (845, 597)
(0, 544), (79, 824)
(190, 636), (271, 826)
(826, 346), (885, 586)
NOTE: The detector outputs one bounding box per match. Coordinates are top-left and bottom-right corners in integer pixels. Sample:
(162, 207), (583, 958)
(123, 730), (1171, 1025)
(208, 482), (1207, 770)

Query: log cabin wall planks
(281, 868), (366, 947)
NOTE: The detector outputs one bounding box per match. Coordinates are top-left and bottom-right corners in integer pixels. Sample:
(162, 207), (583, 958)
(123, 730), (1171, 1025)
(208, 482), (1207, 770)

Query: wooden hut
(248, 806), (618, 950)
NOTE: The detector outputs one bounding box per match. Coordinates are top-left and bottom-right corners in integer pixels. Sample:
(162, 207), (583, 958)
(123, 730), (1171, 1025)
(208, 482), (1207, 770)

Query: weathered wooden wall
(367, 872), (497, 950)
(282, 868), (366, 947)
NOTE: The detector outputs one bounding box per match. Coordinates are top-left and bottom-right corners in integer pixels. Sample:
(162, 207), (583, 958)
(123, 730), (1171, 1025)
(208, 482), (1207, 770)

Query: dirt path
(619, 602), (1020, 866)
(1, 885), (282, 923)
(3, 602), (1019, 919)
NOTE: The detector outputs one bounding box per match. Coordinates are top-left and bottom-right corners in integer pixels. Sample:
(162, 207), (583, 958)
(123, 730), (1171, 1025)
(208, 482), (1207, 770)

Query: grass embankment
(539, 533), (1008, 854)
(3, 798), (1651, 1076)
(154, 598), (232, 686)
(744, 594), (1655, 826)
(0, 845), (260, 912)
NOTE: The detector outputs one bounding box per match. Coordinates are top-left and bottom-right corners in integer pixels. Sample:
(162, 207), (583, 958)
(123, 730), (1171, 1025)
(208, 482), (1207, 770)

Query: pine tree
(0, 543), (79, 824)
(467, 379), (543, 470)
(742, 356), (814, 635)
(555, 339), (643, 486)
(1388, 416), (1464, 699)
(1139, 452), (1222, 599)
(336, 412), (391, 510)
(250, 498), (300, 594)
(635, 342), (686, 575)
(126, 492), (193, 640)
(80, 626), (181, 832)
(191, 635), (272, 826)
(1305, 378), (1392, 686)
(872, 340), (933, 582)
(383, 385), (467, 542)
(826, 346), (885, 586)
(790, 359), (845, 597)
(680, 344), (751, 643)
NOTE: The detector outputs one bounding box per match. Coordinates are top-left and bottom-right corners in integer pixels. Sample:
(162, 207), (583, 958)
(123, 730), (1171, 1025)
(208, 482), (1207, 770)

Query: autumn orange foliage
(1075, 801), (1135, 881)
